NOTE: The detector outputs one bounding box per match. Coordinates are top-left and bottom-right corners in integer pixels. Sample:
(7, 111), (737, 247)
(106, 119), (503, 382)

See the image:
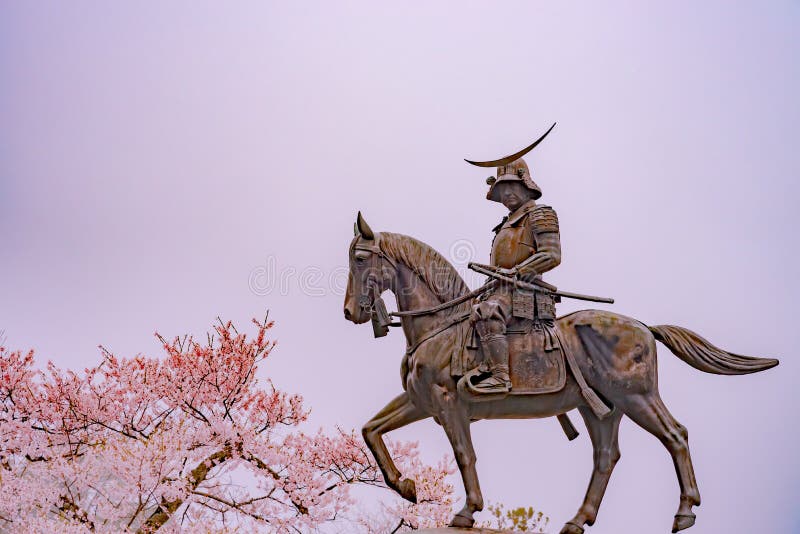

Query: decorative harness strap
(352, 233), (397, 273)
(552, 327), (612, 419)
(404, 310), (472, 357)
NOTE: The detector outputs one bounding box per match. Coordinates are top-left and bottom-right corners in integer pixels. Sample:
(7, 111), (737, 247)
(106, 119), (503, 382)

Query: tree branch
(57, 493), (95, 531)
(244, 454), (309, 515)
(137, 448), (230, 533)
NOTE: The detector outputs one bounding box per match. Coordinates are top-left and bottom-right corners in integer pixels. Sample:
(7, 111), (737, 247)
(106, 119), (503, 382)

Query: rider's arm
(517, 205), (561, 278)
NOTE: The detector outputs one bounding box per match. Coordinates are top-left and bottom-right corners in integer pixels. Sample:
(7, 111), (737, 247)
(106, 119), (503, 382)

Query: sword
(468, 262), (615, 304)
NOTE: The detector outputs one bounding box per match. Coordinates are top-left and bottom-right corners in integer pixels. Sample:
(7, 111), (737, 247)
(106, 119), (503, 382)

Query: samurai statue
(467, 124), (562, 394)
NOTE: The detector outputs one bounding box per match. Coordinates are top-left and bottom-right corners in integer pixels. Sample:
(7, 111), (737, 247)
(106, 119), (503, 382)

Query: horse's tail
(649, 325), (779, 375)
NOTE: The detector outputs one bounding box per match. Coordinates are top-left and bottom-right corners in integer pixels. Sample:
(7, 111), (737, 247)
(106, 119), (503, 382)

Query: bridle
(351, 233), (493, 353)
(352, 234), (400, 337)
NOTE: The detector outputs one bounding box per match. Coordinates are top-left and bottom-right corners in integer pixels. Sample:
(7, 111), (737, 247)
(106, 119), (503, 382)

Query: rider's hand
(518, 267), (539, 283)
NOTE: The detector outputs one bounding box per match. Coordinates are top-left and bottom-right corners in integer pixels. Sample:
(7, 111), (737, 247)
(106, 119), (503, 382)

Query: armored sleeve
(518, 205), (561, 278)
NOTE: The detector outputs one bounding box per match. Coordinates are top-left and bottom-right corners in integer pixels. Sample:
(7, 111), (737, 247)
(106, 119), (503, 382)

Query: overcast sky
(2, 2), (798, 533)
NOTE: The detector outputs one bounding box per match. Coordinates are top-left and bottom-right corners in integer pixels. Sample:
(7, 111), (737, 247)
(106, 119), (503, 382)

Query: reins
(390, 280), (498, 318)
(352, 233), (491, 356)
(404, 311), (472, 357)
(390, 279), (497, 357)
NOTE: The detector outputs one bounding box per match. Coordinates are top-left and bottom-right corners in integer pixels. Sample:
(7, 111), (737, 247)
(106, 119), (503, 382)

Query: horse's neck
(391, 264), (450, 346)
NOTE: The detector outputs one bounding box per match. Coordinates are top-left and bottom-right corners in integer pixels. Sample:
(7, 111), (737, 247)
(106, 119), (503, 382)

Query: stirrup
(458, 369), (508, 399)
(468, 372), (511, 394)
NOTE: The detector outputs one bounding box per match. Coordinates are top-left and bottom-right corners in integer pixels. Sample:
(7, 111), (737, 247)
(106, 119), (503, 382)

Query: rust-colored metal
(343, 131), (779, 534)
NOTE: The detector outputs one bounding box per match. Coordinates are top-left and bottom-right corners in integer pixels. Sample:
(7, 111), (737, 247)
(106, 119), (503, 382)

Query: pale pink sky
(1, 2), (798, 533)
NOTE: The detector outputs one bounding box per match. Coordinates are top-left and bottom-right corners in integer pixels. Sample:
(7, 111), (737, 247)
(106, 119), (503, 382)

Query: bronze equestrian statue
(342, 125), (779, 534)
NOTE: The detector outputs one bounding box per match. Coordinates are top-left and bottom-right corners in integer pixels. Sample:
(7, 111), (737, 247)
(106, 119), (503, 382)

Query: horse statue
(343, 213), (779, 534)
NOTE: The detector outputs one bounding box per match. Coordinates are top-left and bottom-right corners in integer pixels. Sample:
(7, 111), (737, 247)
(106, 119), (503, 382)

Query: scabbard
(468, 262), (614, 304)
(557, 413), (580, 441)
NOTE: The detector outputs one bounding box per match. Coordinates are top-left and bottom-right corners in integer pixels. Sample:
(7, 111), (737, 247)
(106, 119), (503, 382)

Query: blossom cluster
(0, 317), (454, 533)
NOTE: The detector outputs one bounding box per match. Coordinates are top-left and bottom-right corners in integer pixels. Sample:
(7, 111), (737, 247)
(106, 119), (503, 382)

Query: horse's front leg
(431, 384), (483, 528)
(362, 392), (426, 502)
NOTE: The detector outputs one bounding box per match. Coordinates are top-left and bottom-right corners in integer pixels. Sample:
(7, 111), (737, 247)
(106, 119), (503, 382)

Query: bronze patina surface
(343, 128), (779, 534)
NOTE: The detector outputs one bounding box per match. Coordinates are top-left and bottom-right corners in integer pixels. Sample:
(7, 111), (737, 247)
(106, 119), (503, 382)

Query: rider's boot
(472, 334), (511, 394)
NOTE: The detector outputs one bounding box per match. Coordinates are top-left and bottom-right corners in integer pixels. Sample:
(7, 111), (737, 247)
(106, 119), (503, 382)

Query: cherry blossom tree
(0, 316), (455, 533)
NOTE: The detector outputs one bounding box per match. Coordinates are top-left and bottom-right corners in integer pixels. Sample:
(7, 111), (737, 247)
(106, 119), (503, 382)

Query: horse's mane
(378, 232), (471, 312)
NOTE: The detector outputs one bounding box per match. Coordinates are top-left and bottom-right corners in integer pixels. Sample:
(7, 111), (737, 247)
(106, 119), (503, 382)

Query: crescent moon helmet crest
(464, 122), (556, 168)
(466, 123), (556, 203)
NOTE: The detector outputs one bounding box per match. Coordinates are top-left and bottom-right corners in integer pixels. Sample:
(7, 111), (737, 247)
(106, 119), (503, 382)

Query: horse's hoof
(672, 513), (696, 532)
(560, 521), (584, 534)
(448, 512), (474, 528)
(398, 478), (417, 504)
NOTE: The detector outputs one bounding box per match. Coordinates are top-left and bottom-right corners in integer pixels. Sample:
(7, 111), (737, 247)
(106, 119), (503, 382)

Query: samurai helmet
(465, 122), (555, 203)
(485, 158), (540, 202)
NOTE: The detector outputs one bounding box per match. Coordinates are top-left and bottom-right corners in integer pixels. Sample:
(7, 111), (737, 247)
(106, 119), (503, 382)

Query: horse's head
(343, 212), (398, 325)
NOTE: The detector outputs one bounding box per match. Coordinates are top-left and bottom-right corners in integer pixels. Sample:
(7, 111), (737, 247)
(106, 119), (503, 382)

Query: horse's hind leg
(362, 392), (426, 503)
(561, 407), (623, 534)
(624, 393), (701, 533)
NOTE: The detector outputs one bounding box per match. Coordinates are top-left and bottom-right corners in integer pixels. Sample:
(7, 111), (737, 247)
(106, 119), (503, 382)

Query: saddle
(452, 314), (612, 419)
(454, 317), (566, 395)
(507, 318), (566, 394)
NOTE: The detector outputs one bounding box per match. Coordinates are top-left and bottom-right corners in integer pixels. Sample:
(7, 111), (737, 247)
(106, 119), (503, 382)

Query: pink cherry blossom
(0, 317), (454, 533)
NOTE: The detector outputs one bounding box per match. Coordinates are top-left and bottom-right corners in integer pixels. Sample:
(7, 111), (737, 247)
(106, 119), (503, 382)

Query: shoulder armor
(531, 205), (559, 234)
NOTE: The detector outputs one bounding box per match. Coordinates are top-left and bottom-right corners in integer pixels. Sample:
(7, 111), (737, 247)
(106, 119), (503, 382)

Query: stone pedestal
(416, 529), (523, 534)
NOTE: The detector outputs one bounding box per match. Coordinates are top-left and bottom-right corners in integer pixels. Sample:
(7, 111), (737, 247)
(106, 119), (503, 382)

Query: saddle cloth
(452, 317), (566, 395)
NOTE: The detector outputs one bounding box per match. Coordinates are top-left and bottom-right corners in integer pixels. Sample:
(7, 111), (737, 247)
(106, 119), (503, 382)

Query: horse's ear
(356, 211), (375, 240)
